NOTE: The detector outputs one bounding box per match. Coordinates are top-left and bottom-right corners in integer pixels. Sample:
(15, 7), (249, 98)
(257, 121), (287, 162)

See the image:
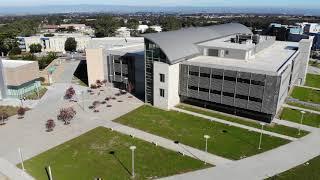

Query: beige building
(0, 59), (40, 99)
(86, 37), (145, 98)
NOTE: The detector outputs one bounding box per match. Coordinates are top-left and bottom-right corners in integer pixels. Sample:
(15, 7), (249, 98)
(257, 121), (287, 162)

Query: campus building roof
(143, 23), (252, 64)
(182, 41), (299, 75)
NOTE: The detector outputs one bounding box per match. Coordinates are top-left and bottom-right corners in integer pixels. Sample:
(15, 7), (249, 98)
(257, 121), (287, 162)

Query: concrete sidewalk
(0, 158), (34, 180)
(173, 107), (297, 141)
(283, 103), (320, 115)
(297, 85), (320, 91)
(161, 130), (320, 180)
(102, 121), (233, 166)
(273, 118), (318, 132)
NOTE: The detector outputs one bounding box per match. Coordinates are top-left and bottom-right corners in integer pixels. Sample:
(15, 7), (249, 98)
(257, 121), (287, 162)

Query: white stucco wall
(86, 48), (106, 86)
(153, 61), (180, 110)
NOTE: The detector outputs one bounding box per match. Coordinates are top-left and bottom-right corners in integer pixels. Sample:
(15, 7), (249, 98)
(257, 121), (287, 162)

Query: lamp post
(204, 135), (210, 153)
(298, 111), (306, 135)
(258, 122), (266, 150)
(130, 146), (136, 178)
(204, 135), (210, 164)
(18, 147), (25, 171)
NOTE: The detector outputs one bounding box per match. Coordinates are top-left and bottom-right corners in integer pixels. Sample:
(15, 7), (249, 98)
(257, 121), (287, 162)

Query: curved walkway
(283, 103), (320, 115)
(161, 122), (320, 180)
(172, 107), (297, 141)
(102, 121), (233, 166)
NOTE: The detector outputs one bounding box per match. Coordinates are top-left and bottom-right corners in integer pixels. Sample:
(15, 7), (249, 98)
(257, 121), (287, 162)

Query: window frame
(160, 88), (165, 97)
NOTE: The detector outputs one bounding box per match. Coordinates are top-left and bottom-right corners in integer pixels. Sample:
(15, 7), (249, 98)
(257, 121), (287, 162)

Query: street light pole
(203, 135), (210, 164)
(298, 111), (306, 135)
(258, 123), (266, 150)
(18, 147), (25, 171)
(130, 146), (136, 178)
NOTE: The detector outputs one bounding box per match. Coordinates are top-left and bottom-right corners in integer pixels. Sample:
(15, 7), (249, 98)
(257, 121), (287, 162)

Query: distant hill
(0, 5), (319, 16)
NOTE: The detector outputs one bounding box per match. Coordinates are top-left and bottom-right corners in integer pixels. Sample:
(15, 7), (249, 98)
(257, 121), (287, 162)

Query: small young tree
(102, 79), (108, 86)
(96, 80), (103, 88)
(29, 43), (42, 53)
(17, 107), (26, 119)
(127, 82), (134, 93)
(45, 119), (56, 132)
(64, 86), (76, 99)
(57, 107), (76, 125)
(64, 37), (77, 52)
(0, 112), (9, 125)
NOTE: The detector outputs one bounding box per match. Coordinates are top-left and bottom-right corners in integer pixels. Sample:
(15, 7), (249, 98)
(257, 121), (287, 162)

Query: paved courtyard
(1, 60), (320, 179)
(0, 84), (143, 165)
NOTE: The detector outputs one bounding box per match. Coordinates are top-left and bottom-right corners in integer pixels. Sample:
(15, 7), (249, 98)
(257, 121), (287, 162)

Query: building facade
(0, 59), (40, 99)
(143, 23), (313, 122)
(18, 33), (91, 53)
(86, 37), (145, 98)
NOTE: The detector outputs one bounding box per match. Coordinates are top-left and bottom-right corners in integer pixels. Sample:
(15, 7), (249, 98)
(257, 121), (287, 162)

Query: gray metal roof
(143, 23), (252, 64)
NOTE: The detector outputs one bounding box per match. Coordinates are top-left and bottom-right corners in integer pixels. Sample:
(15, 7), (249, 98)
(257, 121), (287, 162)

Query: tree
(45, 119), (55, 132)
(17, 107), (26, 119)
(64, 37), (77, 52)
(57, 107), (76, 125)
(162, 17), (182, 31)
(64, 86), (76, 100)
(127, 19), (139, 30)
(38, 52), (57, 69)
(67, 26), (76, 33)
(29, 43), (42, 53)
(94, 16), (120, 37)
(144, 28), (157, 34)
(127, 82), (134, 93)
(8, 46), (21, 55)
(0, 112), (9, 125)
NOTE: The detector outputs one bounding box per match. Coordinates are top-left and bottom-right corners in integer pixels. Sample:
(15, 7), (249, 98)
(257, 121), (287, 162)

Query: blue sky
(1, 0), (319, 8)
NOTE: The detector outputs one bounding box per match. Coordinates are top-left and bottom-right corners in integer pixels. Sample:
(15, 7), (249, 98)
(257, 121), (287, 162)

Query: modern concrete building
(86, 37), (145, 98)
(18, 33), (91, 53)
(0, 59), (40, 99)
(143, 23), (313, 122)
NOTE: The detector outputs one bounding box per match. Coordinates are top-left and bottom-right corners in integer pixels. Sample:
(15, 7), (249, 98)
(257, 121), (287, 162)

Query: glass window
(160, 74), (165, 82)
(200, 73), (210, 78)
(188, 86), (198, 91)
(160, 88), (165, 97)
(189, 71), (199, 76)
(212, 74), (223, 79)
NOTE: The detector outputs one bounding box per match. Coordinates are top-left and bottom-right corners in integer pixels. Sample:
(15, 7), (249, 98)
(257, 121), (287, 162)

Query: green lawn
(114, 105), (290, 160)
(19, 127), (209, 180)
(309, 60), (320, 68)
(291, 87), (320, 104)
(267, 155), (320, 180)
(25, 87), (48, 100)
(305, 74), (320, 89)
(286, 102), (320, 112)
(72, 76), (88, 87)
(280, 108), (320, 128)
(177, 104), (308, 138)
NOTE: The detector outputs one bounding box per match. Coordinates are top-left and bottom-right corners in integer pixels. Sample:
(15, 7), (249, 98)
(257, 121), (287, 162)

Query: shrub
(57, 107), (76, 125)
(39, 77), (46, 82)
(17, 107), (26, 118)
(45, 119), (56, 132)
(0, 112), (9, 125)
(90, 84), (97, 89)
(64, 86), (76, 99)
(92, 101), (100, 108)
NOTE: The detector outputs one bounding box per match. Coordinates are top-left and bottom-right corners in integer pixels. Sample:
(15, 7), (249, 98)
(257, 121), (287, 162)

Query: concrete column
(0, 58), (7, 100)
(298, 37), (314, 85)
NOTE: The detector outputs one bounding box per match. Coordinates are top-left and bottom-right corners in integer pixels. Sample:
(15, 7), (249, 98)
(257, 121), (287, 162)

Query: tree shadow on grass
(109, 151), (132, 176)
